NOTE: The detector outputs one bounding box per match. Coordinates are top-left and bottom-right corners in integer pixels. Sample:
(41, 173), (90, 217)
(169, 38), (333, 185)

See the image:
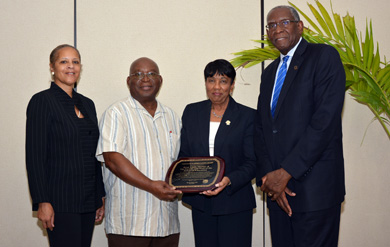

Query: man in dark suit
(255, 6), (346, 246)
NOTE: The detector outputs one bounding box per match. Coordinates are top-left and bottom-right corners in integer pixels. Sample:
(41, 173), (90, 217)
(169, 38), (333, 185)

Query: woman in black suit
(179, 59), (256, 247)
(26, 44), (105, 247)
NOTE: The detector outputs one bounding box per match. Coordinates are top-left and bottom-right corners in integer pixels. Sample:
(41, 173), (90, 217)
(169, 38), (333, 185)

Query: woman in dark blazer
(26, 44), (105, 247)
(179, 59), (256, 247)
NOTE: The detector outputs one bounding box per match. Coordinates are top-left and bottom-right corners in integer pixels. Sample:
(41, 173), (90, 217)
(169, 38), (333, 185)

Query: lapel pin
(294, 66), (298, 70)
(225, 120), (231, 126)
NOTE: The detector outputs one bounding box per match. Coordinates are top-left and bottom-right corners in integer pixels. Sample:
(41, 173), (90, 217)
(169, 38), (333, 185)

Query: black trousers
(269, 204), (341, 247)
(47, 212), (96, 247)
(191, 208), (253, 247)
(107, 233), (180, 247)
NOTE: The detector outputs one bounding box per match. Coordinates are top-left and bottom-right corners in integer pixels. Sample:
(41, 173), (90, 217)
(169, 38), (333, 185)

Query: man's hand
(150, 181), (182, 201)
(201, 176), (230, 196)
(95, 197), (105, 222)
(103, 152), (182, 201)
(274, 187), (296, 216)
(37, 202), (55, 231)
(260, 168), (295, 216)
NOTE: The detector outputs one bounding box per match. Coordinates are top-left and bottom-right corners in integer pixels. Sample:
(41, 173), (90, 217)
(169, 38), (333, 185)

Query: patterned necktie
(271, 55), (289, 117)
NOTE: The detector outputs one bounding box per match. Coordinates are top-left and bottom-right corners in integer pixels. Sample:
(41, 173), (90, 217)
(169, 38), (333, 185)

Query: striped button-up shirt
(96, 96), (181, 237)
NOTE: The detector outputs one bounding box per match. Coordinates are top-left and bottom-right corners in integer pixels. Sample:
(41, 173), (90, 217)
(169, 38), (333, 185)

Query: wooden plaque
(165, 156), (225, 193)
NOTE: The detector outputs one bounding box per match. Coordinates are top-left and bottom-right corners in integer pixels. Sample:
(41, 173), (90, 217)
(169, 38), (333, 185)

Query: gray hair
(267, 5), (300, 22)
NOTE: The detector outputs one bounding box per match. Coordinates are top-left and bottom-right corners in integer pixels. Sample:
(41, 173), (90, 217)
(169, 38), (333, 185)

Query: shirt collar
(127, 95), (165, 115)
(279, 37), (302, 61)
(50, 81), (79, 102)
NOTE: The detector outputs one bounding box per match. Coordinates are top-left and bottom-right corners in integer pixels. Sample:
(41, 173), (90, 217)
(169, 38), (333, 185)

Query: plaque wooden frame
(165, 156), (225, 193)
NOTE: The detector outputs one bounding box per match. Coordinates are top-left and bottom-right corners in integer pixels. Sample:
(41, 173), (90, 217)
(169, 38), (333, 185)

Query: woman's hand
(37, 202), (55, 231)
(201, 176), (231, 196)
(95, 197), (105, 222)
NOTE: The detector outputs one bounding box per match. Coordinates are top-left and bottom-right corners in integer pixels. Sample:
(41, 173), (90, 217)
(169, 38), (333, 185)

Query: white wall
(0, 1), (74, 246)
(1, 0), (390, 246)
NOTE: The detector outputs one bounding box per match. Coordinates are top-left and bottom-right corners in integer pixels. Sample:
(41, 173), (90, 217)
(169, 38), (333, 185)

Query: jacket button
(272, 129), (278, 134)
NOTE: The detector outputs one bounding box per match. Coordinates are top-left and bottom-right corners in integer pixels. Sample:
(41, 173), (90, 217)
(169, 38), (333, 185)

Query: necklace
(212, 109), (223, 118)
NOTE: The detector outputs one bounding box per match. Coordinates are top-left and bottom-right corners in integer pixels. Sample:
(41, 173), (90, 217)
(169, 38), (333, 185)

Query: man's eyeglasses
(266, 20), (299, 31)
(130, 72), (160, 81)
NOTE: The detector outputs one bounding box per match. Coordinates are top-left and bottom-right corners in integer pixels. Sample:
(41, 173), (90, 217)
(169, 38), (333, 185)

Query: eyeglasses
(266, 20), (299, 30)
(129, 72), (160, 81)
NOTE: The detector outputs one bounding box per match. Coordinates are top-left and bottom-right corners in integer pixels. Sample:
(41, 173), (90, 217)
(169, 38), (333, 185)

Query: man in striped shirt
(96, 57), (182, 247)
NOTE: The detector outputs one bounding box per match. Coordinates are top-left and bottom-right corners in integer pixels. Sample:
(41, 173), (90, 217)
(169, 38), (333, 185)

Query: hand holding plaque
(165, 156), (225, 193)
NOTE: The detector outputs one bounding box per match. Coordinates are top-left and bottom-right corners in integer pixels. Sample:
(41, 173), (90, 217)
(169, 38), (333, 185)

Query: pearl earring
(51, 72), (54, 76)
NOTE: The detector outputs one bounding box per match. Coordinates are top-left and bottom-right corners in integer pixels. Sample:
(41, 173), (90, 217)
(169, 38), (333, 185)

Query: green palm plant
(231, 0), (390, 138)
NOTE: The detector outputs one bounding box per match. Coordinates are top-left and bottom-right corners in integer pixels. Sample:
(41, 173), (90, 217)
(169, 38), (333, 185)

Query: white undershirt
(209, 122), (220, 156)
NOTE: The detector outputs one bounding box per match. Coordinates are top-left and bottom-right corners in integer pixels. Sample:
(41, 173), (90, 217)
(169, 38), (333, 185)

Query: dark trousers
(192, 208), (253, 247)
(46, 212), (96, 247)
(107, 233), (180, 247)
(269, 204), (341, 247)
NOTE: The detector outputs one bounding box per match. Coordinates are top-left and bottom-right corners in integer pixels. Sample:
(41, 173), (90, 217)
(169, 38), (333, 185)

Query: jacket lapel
(214, 97), (239, 156)
(198, 100), (212, 156)
(49, 82), (78, 126)
(78, 93), (97, 124)
(273, 39), (307, 119)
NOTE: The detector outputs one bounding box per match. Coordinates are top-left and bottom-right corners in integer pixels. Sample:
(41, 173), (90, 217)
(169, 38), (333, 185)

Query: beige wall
(1, 0), (389, 246)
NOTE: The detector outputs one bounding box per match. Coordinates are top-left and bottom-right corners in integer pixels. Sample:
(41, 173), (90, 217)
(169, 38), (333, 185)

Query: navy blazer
(179, 97), (256, 215)
(255, 39), (346, 212)
(26, 82), (105, 213)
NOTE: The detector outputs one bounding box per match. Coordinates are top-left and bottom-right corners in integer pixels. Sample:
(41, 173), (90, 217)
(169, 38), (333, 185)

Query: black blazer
(26, 82), (105, 213)
(255, 39), (346, 212)
(179, 97), (256, 215)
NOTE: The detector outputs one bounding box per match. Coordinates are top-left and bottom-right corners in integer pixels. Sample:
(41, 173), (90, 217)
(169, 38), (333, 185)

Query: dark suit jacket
(26, 82), (105, 212)
(179, 97), (256, 215)
(255, 39), (346, 212)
